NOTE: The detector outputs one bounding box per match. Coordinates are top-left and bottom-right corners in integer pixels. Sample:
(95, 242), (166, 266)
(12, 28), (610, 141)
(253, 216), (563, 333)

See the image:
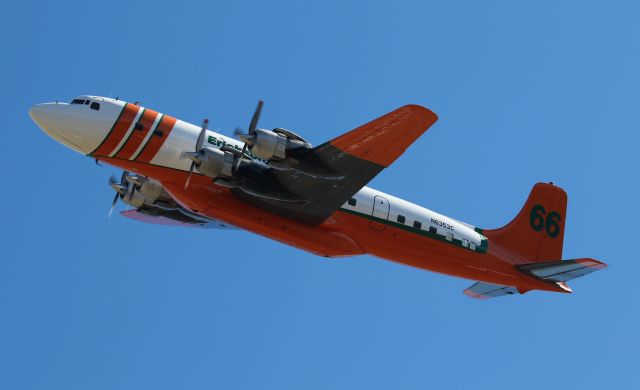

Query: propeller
(108, 170), (129, 218)
(184, 118), (209, 189)
(234, 100), (263, 159)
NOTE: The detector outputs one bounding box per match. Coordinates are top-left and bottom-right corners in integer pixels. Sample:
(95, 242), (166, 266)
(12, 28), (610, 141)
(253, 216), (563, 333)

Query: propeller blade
(232, 126), (245, 141)
(110, 183), (127, 193)
(196, 119), (209, 152)
(108, 190), (119, 219)
(184, 119), (208, 189)
(125, 174), (143, 187)
(107, 170), (129, 219)
(184, 161), (196, 189)
(240, 143), (248, 159)
(248, 100), (263, 135)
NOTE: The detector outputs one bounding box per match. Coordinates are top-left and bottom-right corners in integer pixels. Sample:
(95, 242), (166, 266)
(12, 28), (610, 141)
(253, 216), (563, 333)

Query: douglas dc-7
(30, 96), (606, 299)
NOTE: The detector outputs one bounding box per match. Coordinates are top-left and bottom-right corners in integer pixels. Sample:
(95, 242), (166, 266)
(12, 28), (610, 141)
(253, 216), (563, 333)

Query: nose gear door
(369, 195), (390, 231)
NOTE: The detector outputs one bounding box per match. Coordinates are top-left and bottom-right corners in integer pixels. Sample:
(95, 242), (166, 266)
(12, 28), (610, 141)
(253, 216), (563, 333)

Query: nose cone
(29, 103), (62, 136)
(30, 102), (90, 154)
(30, 100), (121, 155)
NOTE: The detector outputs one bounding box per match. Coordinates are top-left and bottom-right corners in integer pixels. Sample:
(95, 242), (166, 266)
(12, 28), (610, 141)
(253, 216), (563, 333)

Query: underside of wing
(463, 282), (520, 299)
(121, 208), (235, 229)
(233, 105), (438, 225)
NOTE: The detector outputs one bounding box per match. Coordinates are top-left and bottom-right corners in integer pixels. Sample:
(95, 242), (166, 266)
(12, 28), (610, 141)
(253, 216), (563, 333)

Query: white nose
(30, 101), (117, 155)
(29, 102), (90, 153)
(29, 103), (65, 136)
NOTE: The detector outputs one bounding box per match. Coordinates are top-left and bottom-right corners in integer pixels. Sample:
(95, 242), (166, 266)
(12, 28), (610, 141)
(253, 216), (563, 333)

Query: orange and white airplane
(30, 96), (606, 299)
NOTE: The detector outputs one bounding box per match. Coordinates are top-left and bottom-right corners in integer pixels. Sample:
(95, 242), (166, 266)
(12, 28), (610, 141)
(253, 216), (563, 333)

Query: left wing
(121, 209), (235, 229)
(233, 105), (438, 225)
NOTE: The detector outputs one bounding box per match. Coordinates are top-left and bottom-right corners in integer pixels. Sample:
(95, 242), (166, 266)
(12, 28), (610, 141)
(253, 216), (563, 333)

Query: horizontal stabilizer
(463, 282), (520, 299)
(517, 258), (607, 282)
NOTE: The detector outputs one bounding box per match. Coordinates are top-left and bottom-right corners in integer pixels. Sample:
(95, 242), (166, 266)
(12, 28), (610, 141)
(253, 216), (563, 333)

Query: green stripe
(134, 114), (164, 160)
(112, 108), (145, 157)
(338, 207), (488, 254)
(89, 103), (127, 156)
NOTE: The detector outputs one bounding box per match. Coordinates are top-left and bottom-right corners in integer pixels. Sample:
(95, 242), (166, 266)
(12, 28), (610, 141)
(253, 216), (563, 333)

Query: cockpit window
(85, 100), (90, 105)
(71, 99), (86, 105)
(90, 102), (100, 111)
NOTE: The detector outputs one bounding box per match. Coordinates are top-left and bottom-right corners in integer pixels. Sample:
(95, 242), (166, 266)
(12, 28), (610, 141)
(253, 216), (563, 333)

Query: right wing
(233, 105), (438, 225)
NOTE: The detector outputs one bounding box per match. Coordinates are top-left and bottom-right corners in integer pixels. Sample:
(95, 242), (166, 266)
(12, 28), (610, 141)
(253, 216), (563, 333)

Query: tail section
(464, 258), (607, 299)
(484, 182), (567, 261)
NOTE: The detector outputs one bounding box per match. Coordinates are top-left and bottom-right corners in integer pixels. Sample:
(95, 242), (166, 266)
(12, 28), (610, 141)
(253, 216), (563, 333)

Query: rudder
(483, 183), (567, 261)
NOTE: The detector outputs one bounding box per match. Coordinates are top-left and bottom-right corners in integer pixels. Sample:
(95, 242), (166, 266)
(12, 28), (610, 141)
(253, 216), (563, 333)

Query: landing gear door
(370, 195), (390, 231)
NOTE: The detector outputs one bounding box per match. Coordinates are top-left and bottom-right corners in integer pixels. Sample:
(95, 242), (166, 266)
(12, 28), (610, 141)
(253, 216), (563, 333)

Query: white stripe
(108, 107), (144, 158)
(130, 114), (163, 160)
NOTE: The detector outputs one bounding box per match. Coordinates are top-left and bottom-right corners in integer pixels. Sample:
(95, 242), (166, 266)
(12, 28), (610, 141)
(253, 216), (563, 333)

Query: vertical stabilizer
(483, 183), (567, 261)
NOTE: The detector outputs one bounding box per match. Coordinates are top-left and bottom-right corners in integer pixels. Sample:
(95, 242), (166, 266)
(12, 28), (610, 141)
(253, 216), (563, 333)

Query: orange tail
(483, 183), (567, 261)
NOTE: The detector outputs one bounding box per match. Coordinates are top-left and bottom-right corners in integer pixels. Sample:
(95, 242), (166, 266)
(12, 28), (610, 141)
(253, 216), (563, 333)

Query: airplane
(29, 95), (607, 299)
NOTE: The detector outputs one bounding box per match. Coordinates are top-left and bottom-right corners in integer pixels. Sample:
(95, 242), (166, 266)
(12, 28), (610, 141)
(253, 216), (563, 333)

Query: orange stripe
(114, 109), (159, 160)
(91, 103), (140, 157)
(135, 115), (177, 163)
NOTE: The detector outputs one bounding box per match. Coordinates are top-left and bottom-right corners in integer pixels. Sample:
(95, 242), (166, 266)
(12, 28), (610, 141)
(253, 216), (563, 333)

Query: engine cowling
(195, 147), (236, 179)
(250, 128), (312, 161)
(121, 176), (166, 208)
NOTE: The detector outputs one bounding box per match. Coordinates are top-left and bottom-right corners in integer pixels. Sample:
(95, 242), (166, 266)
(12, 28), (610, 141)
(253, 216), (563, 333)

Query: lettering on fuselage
(207, 135), (260, 161)
(431, 218), (454, 231)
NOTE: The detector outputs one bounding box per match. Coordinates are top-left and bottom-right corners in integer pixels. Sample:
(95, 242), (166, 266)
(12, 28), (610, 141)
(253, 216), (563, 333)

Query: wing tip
(577, 258), (608, 270)
(463, 289), (490, 300)
(401, 104), (439, 125)
(327, 104), (439, 167)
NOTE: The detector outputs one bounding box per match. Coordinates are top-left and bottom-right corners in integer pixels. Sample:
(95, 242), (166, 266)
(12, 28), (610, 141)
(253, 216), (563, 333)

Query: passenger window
(348, 198), (357, 206)
(134, 122), (144, 131)
(397, 215), (406, 223)
(90, 102), (100, 110)
(429, 226), (437, 234)
(413, 221), (422, 229)
(71, 99), (85, 105)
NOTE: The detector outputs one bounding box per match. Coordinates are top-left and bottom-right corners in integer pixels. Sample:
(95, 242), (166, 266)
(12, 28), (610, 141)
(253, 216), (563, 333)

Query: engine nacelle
(196, 147), (235, 179)
(251, 128), (312, 161)
(122, 177), (165, 208)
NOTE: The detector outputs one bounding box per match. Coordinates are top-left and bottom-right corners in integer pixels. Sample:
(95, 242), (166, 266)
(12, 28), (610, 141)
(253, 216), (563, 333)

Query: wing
(233, 105), (438, 225)
(463, 282), (520, 299)
(121, 209), (235, 229)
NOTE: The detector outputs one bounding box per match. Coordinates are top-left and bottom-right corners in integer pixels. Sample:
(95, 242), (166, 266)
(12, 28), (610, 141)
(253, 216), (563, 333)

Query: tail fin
(483, 182), (567, 261)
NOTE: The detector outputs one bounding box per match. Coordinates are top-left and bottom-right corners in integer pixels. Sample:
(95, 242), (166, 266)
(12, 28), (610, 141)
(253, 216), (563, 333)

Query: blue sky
(1, 1), (638, 388)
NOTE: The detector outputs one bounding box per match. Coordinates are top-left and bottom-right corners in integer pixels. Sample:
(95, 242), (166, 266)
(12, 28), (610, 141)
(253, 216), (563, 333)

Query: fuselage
(30, 95), (562, 292)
